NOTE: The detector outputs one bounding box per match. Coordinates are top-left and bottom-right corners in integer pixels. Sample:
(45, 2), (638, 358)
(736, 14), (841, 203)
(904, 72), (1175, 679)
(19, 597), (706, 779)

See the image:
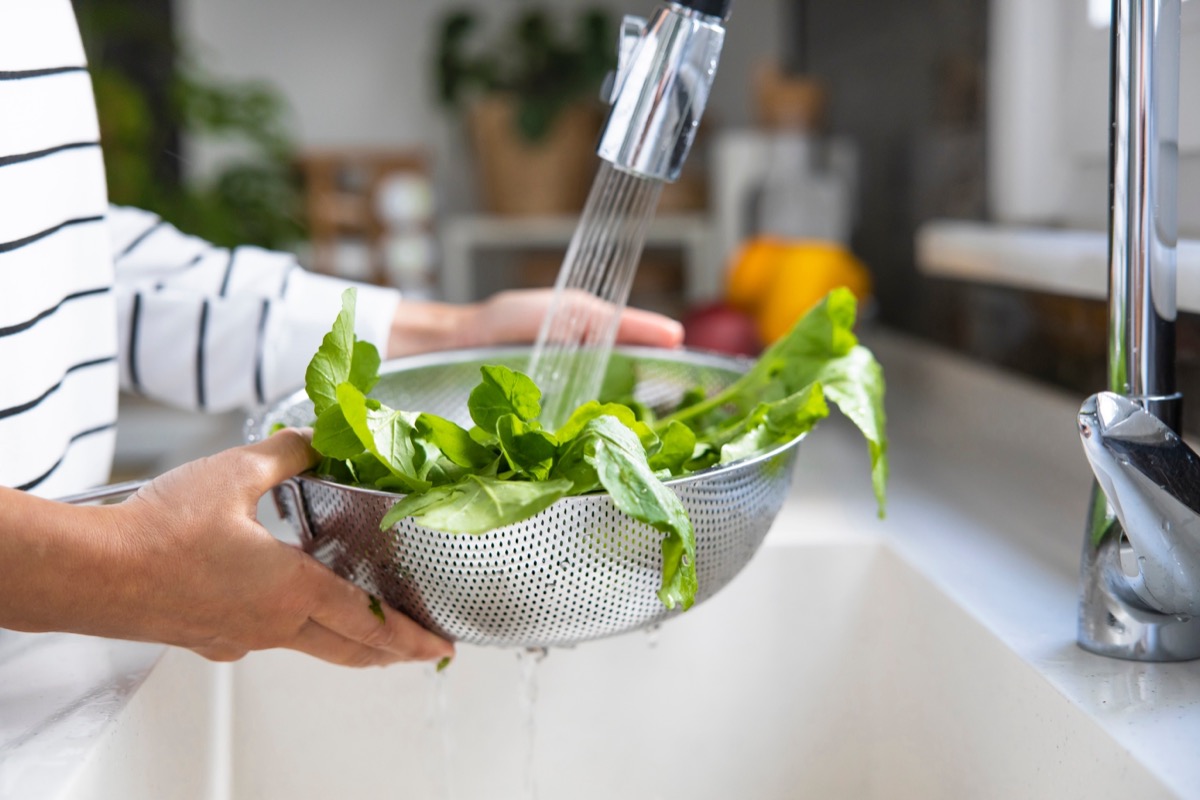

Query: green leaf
(368, 594), (385, 623)
(468, 365), (542, 435)
(663, 288), (860, 426)
(305, 289), (357, 416)
(416, 414), (496, 469)
(380, 475), (573, 535)
(496, 414), (558, 480)
(560, 416), (697, 610)
(814, 346), (888, 516)
(717, 384), (829, 465)
(556, 401), (638, 440)
(349, 340), (381, 395)
(304, 288), (382, 417)
(347, 452), (392, 485)
(648, 420), (697, 475)
(311, 404), (366, 460)
(338, 382), (431, 493)
(662, 288), (888, 516)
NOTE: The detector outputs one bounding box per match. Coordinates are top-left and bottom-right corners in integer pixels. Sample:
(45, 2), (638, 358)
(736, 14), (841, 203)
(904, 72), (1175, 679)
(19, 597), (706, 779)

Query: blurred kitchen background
(73, 0), (1200, 431)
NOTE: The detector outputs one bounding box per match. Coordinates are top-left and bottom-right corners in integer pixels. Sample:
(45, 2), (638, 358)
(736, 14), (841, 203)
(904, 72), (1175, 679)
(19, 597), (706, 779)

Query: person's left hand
(388, 289), (684, 358)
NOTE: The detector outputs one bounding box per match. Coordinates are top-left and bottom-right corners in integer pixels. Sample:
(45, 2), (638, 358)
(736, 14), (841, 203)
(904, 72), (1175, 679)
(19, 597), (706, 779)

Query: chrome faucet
(596, 1), (732, 182)
(1077, 0), (1199, 660)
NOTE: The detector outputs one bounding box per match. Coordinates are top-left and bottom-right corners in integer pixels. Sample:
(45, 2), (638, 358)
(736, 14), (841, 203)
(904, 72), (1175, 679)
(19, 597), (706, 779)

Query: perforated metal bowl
(246, 346), (801, 648)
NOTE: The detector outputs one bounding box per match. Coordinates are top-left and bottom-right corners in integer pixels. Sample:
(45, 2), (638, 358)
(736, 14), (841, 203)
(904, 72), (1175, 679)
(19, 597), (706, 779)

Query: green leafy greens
(305, 287), (888, 612)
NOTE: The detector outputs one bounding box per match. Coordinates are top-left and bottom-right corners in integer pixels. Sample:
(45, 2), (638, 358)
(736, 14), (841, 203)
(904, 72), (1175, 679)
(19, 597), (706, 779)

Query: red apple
(682, 302), (763, 356)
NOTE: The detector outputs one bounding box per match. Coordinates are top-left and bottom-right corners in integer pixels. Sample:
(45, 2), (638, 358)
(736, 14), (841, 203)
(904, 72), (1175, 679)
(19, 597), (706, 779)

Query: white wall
(988, 0), (1200, 234)
(175, 0), (785, 214)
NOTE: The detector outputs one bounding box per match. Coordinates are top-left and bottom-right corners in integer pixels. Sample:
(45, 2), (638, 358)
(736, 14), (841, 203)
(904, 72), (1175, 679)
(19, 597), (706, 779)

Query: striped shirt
(1, 1), (400, 497)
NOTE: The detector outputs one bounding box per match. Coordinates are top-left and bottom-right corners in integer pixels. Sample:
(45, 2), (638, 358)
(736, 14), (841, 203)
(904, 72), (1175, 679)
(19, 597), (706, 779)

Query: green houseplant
(76, 0), (305, 250)
(435, 6), (617, 215)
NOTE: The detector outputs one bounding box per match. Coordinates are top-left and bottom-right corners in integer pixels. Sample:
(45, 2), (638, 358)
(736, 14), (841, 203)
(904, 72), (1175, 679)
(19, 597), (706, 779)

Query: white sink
(223, 539), (1175, 800)
(55, 536), (1175, 800)
(17, 333), (1200, 800)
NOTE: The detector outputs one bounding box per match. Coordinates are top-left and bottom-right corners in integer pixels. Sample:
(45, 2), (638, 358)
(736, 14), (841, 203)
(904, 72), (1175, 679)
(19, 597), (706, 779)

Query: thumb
(233, 427), (320, 493)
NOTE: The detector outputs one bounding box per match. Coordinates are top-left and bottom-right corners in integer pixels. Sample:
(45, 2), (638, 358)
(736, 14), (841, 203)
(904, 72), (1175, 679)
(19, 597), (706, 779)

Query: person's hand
(387, 289), (684, 357)
(9, 430), (453, 667)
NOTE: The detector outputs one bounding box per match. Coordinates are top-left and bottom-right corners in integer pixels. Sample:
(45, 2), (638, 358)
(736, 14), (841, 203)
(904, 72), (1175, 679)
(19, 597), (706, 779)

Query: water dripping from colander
(527, 162), (663, 430)
(516, 646), (550, 800)
(644, 621), (662, 650)
(424, 663), (456, 800)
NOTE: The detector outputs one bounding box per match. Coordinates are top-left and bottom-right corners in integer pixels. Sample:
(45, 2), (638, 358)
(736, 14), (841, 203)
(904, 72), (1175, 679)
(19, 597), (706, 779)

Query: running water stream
(527, 162), (664, 429)
(425, 664), (456, 800)
(516, 647), (550, 800)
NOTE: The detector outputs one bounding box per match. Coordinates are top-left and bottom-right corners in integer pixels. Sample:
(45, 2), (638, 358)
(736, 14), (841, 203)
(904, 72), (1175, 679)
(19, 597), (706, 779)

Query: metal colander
(245, 346), (801, 648)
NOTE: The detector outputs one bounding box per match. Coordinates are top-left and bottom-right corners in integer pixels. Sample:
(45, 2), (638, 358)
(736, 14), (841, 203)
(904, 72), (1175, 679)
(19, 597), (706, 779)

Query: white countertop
(3, 330), (1200, 799)
(916, 218), (1200, 309)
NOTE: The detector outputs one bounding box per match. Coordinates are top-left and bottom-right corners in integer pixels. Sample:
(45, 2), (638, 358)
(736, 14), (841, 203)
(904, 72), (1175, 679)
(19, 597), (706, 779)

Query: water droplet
(645, 622), (662, 649)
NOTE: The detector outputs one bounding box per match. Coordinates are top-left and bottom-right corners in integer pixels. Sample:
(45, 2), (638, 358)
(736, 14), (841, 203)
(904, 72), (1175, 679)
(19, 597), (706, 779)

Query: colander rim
(247, 344), (804, 497)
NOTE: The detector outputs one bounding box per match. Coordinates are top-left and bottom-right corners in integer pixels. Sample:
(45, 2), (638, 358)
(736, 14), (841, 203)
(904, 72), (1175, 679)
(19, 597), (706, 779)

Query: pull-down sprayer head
(596, 1), (732, 182)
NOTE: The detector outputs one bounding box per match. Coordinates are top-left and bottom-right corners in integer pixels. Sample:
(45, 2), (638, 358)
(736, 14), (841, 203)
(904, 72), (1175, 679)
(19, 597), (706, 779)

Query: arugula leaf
(812, 347), (888, 516)
(554, 416), (697, 608)
(468, 365), (542, 435)
(662, 287), (888, 515)
(663, 289), (858, 425)
(648, 420), (697, 475)
(496, 414), (558, 480)
(566, 416), (697, 610)
(556, 400), (659, 453)
(311, 404), (366, 460)
(350, 340), (382, 395)
(305, 289), (380, 415)
(347, 452), (392, 485)
(556, 401), (639, 440)
(416, 414), (495, 469)
(716, 383), (830, 464)
(380, 475), (573, 535)
(338, 382), (431, 493)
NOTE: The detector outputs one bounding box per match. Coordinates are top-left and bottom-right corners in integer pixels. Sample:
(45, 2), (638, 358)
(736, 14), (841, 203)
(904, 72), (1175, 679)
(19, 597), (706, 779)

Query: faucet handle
(1079, 392), (1200, 616)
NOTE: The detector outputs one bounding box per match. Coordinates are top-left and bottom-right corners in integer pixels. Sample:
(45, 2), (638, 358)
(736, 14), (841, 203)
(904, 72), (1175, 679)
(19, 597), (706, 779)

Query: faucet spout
(595, 2), (731, 182)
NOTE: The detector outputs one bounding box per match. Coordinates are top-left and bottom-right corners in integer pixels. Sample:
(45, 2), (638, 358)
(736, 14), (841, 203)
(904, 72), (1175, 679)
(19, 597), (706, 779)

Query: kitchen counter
(3, 329), (1200, 799)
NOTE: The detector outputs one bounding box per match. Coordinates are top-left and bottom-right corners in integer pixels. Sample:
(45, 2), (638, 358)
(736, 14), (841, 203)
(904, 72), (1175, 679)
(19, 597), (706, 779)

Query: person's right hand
(73, 429), (452, 667)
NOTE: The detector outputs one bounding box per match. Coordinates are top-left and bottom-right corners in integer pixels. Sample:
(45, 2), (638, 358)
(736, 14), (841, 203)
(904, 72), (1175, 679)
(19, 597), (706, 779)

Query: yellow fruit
(726, 237), (786, 314)
(755, 241), (872, 344)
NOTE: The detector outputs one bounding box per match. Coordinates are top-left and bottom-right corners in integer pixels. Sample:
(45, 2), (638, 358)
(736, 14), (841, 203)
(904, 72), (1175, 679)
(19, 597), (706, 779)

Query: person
(0, 1), (684, 667)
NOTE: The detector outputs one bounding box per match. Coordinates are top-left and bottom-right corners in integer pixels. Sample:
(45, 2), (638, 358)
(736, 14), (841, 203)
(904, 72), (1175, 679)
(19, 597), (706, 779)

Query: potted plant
(435, 6), (616, 216)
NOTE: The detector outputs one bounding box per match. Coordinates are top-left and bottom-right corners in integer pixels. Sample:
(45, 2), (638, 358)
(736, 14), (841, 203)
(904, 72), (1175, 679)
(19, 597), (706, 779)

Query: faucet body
(1077, 0), (1199, 661)
(596, 2), (730, 182)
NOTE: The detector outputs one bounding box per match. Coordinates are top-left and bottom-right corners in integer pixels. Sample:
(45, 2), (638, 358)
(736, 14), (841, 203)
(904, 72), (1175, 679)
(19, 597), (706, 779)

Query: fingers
(305, 561), (454, 663)
(476, 289), (683, 348)
(232, 427), (320, 492)
(289, 620), (406, 668)
(615, 306), (685, 348)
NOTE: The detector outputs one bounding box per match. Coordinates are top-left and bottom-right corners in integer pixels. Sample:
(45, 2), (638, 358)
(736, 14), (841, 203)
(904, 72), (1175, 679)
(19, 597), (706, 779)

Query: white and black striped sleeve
(108, 206), (401, 412)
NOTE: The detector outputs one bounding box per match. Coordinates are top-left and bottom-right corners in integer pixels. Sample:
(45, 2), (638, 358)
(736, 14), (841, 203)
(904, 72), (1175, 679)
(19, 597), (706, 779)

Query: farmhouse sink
(7, 334), (1200, 800)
